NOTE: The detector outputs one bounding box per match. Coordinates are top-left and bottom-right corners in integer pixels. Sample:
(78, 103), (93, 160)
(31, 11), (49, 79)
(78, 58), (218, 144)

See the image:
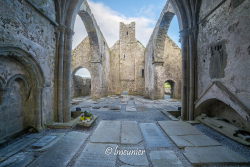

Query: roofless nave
(0, 0), (250, 166)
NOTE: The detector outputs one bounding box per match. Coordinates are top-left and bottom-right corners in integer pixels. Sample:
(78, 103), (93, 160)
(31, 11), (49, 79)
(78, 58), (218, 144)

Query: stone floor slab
(73, 143), (117, 167)
(118, 146), (148, 166)
(126, 106), (137, 112)
(158, 121), (202, 136)
(31, 135), (57, 149)
(170, 134), (221, 148)
(184, 146), (250, 165)
(140, 123), (172, 148)
(149, 150), (184, 167)
(28, 131), (89, 167)
(0, 137), (36, 161)
(0, 152), (34, 167)
(121, 121), (142, 144)
(90, 120), (121, 143)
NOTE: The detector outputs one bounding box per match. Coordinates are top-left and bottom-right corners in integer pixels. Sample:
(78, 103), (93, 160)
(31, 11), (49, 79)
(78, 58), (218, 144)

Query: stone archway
(54, 0), (110, 122)
(164, 80), (175, 98)
(145, 0), (201, 120)
(0, 47), (45, 140)
(71, 67), (92, 98)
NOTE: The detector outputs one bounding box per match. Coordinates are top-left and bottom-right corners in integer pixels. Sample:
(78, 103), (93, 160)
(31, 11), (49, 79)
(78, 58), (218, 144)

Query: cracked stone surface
(140, 123), (172, 148)
(90, 120), (121, 143)
(121, 121), (143, 144)
(150, 150), (184, 167)
(118, 147), (149, 166)
(73, 143), (117, 167)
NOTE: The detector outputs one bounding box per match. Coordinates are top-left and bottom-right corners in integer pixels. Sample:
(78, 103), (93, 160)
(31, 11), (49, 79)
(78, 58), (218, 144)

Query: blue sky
(73, 0), (180, 49)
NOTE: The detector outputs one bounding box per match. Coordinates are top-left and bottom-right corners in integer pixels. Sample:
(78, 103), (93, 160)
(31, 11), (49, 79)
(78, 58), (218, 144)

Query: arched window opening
(72, 68), (91, 98)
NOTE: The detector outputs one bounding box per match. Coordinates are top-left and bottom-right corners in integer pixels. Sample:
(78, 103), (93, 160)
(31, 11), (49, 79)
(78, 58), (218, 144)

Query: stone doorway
(71, 67), (91, 98)
(164, 80), (175, 99)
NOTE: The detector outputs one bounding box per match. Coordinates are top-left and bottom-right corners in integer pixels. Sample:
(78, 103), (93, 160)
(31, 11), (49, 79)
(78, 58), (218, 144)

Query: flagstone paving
(0, 96), (250, 167)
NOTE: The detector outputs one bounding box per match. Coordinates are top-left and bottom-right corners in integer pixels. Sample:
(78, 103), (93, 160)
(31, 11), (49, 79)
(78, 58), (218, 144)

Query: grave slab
(0, 137), (36, 161)
(90, 121), (121, 143)
(158, 121), (202, 136)
(0, 152), (34, 167)
(118, 146), (148, 166)
(126, 106), (137, 112)
(139, 123), (172, 148)
(120, 166), (148, 167)
(184, 146), (250, 165)
(29, 131), (89, 167)
(121, 121), (142, 144)
(73, 143), (117, 167)
(31, 135), (57, 149)
(149, 150), (184, 167)
(170, 135), (221, 148)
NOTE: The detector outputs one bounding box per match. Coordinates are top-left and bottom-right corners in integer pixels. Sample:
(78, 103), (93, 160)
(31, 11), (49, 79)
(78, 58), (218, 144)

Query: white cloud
(72, 0), (156, 49)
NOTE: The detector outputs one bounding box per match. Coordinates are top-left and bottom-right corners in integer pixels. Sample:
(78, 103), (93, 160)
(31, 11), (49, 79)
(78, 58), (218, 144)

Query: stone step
(139, 123), (173, 148)
(73, 143), (117, 167)
(90, 120), (121, 143)
(121, 121), (142, 144)
(150, 150), (184, 167)
(28, 131), (89, 167)
(184, 146), (250, 165)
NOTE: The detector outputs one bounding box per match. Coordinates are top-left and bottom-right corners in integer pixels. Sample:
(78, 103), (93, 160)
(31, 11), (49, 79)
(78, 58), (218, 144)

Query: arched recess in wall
(71, 66), (91, 98)
(196, 98), (250, 130)
(0, 47), (45, 138)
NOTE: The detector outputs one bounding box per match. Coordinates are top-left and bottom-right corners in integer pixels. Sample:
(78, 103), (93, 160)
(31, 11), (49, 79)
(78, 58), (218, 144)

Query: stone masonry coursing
(72, 22), (182, 97)
(0, 0), (56, 141)
(196, 0), (250, 130)
(1, 0), (249, 142)
(71, 76), (91, 98)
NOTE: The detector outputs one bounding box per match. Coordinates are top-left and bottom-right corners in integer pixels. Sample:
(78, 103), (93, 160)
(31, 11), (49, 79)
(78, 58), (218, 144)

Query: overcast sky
(72, 0), (180, 49)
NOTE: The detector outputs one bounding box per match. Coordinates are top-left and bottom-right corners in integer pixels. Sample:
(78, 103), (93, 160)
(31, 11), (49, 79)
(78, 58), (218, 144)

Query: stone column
(188, 31), (196, 120)
(63, 28), (75, 122)
(55, 25), (66, 122)
(180, 29), (189, 120)
(180, 27), (198, 121)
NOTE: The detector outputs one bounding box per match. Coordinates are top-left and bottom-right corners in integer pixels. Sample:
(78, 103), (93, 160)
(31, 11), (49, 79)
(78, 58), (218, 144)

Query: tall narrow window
(142, 69), (144, 78)
(126, 31), (128, 36)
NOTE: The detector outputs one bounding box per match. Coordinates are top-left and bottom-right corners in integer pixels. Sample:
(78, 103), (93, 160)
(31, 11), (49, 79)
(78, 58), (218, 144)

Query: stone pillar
(35, 87), (43, 131)
(55, 25), (66, 122)
(63, 28), (75, 122)
(180, 27), (198, 121)
(180, 29), (189, 120)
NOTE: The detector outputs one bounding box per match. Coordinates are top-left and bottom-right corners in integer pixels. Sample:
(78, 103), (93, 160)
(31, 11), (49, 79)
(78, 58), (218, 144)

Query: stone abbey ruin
(0, 0), (250, 166)
(72, 22), (182, 99)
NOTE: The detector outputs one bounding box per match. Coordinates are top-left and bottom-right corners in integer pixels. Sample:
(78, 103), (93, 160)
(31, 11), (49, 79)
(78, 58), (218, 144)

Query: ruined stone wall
(144, 1), (178, 100)
(109, 22), (145, 95)
(72, 38), (92, 73)
(0, 0), (56, 140)
(72, 76), (91, 98)
(196, 0), (250, 126)
(161, 35), (182, 99)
